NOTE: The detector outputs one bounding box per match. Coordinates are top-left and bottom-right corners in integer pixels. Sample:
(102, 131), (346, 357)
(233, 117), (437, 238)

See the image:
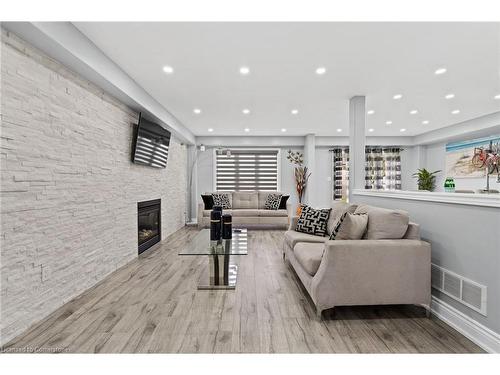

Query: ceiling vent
(431, 263), (487, 316)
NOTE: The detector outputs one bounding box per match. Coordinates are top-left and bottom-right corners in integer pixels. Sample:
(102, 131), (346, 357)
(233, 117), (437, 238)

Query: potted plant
(286, 150), (311, 214)
(412, 168), (441, 191)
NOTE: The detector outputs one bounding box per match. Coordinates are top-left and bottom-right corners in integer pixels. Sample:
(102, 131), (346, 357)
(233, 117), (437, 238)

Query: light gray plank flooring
(3, 227), (484, 353)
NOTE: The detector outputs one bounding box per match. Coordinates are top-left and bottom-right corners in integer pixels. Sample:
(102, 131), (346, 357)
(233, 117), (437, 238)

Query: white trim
(431, 296), (500, 353)
(352, 189), (500, 208)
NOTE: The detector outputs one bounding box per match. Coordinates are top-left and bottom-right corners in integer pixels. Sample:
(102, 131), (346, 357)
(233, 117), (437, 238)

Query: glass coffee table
(179, 228), (248, 290)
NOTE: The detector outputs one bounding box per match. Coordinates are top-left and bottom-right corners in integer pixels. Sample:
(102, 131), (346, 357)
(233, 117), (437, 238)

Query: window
(215, 149), (279, 191)
(331, 146), (402, 200)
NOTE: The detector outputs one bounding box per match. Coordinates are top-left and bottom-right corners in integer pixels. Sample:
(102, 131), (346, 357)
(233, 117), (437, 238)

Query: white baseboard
(431, 296), (500, 353)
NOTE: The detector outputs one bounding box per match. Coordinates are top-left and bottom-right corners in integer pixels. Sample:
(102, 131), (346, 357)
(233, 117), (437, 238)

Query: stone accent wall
(0, 29), (187, 345)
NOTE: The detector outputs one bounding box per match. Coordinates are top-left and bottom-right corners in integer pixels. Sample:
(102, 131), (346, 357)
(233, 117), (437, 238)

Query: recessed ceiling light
(445, 93), (455, 99)
(435, 67), (447, 75)
(291, 109), (299, 115)
(193, 108), (201, 114)
(494, 94), (500, 100)
(244, 128), (250, 133)
(368, 128), (374, 132)
(422, 120), (429, 125)
(316, 67), (326, 75)
(385, 121), (393, 125)
(336, 128), (342, 133)
(239, 66), (250, 75)
(242, 109), (250, 115)
(451, 109), (460, 114)
(162, 65), (174, 74)
(207, 128), (213, 132)
(367, 110), (375, 115)
(400, 128), (407, 132)
(281, 128), (287, 132)
(409, 110), (418, 115)
(393, 94), (403, 100)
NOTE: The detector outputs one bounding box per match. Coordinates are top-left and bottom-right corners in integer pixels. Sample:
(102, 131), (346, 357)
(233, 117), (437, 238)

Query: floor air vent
(431, 263), (487, 316)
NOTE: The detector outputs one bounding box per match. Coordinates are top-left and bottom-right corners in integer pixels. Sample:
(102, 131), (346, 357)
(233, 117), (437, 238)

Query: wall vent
(431, 263), (487, 316)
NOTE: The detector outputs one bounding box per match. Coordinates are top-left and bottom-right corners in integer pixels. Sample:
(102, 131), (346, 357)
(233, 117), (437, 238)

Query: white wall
(352, 194), (500, 339)
(1, 30), (187, 345)
(426, 142), (499, 192)
(193, 144), (415, 218)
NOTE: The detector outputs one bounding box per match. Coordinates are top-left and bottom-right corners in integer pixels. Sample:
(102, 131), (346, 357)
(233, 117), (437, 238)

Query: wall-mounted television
(132, 113), (171, 168)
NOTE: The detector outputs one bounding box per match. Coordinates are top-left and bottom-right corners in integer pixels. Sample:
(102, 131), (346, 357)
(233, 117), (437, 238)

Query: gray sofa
(198, 191), (291, 228)
(283, 202), (431, 318)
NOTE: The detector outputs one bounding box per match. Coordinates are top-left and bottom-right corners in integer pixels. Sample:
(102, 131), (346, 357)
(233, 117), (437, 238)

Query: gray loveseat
(198, 191), (291, 228)
(283, 202), (431, 318)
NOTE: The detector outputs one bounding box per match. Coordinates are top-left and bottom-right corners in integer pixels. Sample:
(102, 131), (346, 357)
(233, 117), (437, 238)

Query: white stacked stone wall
(0, 29), (187, 345)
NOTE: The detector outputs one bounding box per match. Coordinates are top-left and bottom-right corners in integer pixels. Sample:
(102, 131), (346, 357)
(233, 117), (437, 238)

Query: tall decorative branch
(286, 150), (311, 204)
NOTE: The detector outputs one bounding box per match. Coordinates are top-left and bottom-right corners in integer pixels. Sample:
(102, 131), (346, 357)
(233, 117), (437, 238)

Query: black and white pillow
(295, 204), (331, 237)
(264, 193), (282, 210)
(212, 193), (231, 209)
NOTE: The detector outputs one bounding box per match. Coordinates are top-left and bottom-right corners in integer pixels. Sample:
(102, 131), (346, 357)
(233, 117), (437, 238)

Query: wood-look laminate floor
(4, 227), (484, 353)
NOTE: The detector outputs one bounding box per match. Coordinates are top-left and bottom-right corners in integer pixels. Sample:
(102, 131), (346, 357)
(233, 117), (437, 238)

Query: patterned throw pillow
(212, 193), (231, 209)
(264, 193), (282, 210)
(295, 204), (331, 236)
(330, 212), (368, 240)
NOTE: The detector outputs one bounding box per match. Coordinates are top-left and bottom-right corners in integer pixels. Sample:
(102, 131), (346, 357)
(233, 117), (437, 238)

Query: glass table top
(178, 228), (248, 256)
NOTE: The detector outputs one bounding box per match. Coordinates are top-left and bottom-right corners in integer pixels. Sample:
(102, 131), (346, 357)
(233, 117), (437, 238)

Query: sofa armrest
(311, 239), (431, 309)
(197, 202), (205, 228)
(288, 215), (299, 231)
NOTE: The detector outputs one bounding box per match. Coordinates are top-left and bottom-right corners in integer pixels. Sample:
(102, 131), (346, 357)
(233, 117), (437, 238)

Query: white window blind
(215, 150), (279, 191)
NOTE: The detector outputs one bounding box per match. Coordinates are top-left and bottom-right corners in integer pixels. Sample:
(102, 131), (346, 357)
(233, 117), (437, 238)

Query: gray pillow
(330, 212), (368, 240)
(326, 202), (358, 235)
(354, 204), (409, 239)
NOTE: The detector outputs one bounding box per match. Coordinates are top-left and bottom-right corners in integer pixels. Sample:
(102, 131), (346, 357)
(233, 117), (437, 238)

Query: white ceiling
(74, 22), (500, 137)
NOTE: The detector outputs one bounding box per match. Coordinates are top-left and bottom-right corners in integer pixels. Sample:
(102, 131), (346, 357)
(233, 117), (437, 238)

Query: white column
(348, 96), (366, 202)
(303, 134), (316, 205)
(415, 145), (427, 169)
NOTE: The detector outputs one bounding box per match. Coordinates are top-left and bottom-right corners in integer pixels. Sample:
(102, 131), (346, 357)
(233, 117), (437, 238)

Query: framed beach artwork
(445, 135), (500, 178)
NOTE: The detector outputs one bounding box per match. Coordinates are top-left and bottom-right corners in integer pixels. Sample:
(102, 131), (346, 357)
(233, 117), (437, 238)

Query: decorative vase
(210, 210), (222, 241)
(444, 177), (455, 193)
(222, 214), (232, 239)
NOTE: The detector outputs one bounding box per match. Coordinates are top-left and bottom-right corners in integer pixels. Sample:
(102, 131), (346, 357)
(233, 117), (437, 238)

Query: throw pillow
(212, 193), (232, 209)
(201, 194), (214, 210)
(295, 204), (331, 237)
(330, 212), (368, 240)
(278, 195), (290, 210)
(264, 193), (282, 210)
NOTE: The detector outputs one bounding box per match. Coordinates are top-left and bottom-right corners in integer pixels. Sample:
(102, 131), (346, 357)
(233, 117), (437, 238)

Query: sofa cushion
(203, 209), (233, 217)
(258, 191), (284, 209)
(231, 209), (260, 217)
(258, 209), (288, 217)
(327, 201), (358, 235)
(232, 191), (258, 209)
(284, 230), (327, 248)
(264, 193), (283, 210)
(212, 193), (232, 209)
(293, 242), (324, 276)
(296, 204), (331, 236)
(330, 212), (368, 240)
(354, 204), (409, 239)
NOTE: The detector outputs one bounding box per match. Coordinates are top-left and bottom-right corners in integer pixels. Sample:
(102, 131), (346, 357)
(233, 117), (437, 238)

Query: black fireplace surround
(138, 199), (161, 254)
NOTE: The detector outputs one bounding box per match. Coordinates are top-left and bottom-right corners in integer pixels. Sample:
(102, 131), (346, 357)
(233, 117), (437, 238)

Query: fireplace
(138, 199), (161, 254)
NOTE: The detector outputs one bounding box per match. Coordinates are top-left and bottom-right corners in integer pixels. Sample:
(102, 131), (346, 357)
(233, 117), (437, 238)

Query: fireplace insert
(138, 199), (161, 254)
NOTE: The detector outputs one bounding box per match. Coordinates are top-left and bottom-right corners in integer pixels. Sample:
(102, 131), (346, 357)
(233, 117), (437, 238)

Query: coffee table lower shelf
(197, 254), (239, 290)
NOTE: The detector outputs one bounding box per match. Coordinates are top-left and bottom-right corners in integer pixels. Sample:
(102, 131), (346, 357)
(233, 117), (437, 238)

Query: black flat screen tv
(132, 113), (171, 168)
